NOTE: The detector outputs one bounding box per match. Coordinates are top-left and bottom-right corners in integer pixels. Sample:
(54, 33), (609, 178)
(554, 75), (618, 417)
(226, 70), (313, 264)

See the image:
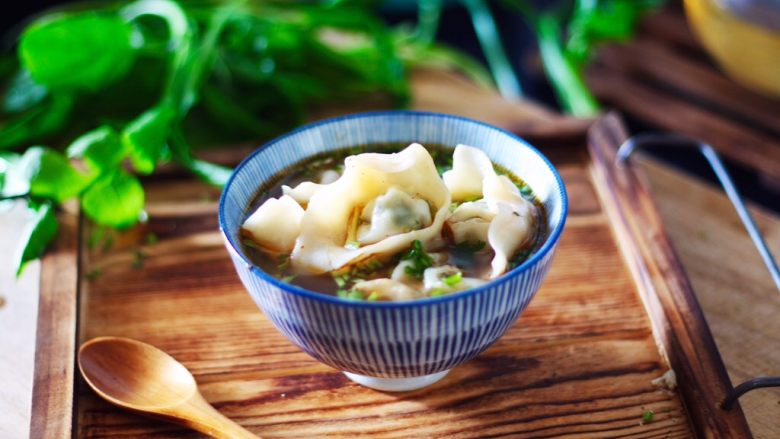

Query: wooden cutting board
(30, 103), (752, 437)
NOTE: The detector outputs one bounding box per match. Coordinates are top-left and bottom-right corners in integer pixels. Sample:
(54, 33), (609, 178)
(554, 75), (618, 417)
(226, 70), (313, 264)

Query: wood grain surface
(29, 209), (80, 439)
(588, 114), (750, 438)
(71, 132), (701, 438)
(639, 157), (780, 439)
(587, 5), (780, 183)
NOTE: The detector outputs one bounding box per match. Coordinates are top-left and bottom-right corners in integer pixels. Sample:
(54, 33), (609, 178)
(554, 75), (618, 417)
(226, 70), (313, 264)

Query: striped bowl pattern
(219, 111), (567, 378)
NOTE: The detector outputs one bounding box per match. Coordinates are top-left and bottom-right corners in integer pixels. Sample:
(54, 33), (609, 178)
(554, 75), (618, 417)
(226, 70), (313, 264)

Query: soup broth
(240, 143), (547, 300)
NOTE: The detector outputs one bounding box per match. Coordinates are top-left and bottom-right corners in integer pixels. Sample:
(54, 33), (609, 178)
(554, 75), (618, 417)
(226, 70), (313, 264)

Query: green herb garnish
(366, 291), (381, 302)
(85, 268), (102, 281)
(277, 254), (291, 272)
(429, 288), (446, 297)
(145, 232), (158, 245)
(402, 240), (434, 279)
(641, 409), (654, 424)
(345, 240), (361, 250)
(281, 275), (296, 283)
(333, 273), (350, 288)
(443, 272), (462, 286)
(337, 289), (364, 301)
(131, 249), (146, 269)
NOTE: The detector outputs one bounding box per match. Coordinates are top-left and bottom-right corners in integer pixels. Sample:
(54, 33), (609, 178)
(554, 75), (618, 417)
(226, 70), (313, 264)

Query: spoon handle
(182, 393), (260, 439)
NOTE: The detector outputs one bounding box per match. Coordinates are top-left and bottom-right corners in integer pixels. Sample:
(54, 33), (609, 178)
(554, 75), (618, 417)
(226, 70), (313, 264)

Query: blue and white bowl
(219, 111), (567, 391)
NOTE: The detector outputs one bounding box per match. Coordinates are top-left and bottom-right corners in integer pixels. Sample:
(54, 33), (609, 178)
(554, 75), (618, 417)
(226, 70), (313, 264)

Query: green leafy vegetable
(123, 105), (175, 174)
(19, 12), (136, 91)
(504, 0), (663, 116)
(15, 199), (57, 276)
(67, 126), (126, 172)
(23, 146), (92, 202)
(81, 170), (145, 228)
(642, 409), (654, 424)
(402, 239), (434, 278)
(0, 0), (492, 276)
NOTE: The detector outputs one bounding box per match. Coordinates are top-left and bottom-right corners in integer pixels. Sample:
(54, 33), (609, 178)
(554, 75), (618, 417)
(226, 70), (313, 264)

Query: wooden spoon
(78, 336), (259, 439)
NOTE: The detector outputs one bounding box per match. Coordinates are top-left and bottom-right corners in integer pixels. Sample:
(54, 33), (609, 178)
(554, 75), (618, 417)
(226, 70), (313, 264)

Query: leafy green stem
(536, 14), (599, 117)
(460, 0), (522, 99)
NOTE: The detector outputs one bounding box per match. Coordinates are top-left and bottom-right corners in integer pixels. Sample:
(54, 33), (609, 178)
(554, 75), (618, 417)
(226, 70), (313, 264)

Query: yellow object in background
(684, 0), (780, 98)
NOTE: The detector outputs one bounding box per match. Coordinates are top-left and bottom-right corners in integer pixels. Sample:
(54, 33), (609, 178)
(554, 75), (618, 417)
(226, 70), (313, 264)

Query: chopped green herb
(449, 202), (460, 213)
(277, 253), (291, 271)
(366, 291), (381, 301)
(281, 275), (296, 283)
(145, 232), (158, 245)
(402, 239), (434, 278)
(508, 247), (533, 270)
(131, 249), (146, 269)
(333, 273), (349, 288)
(345, 240), (361, 249)
(337, 289), (364, 301)
(350, 258), (384, 279)
(429, 288), (446, 297)
(443, 271), (462, 286)
(85, 267), (102, 280)
(242, 238), (263, 251)
(641, 410), (654, 424)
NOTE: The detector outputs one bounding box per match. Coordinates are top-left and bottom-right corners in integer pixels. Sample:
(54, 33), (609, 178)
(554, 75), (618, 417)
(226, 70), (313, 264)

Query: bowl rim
(219, 110), (568, 308)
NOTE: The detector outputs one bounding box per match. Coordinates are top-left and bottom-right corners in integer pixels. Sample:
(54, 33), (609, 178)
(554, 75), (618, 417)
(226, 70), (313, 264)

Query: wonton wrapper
(447, 201), (495, 245)
(446, 148), (537, 278)
(487, 203), (534, 278)
(442, 144), (495, 201)
(353, 278), (424, 301)
(242, 195), (304, 253)
(282, 169), (342, 205)
(292, 143), (451, 273)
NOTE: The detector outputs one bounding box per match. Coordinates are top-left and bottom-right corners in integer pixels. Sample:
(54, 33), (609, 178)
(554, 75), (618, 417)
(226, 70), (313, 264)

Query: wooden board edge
(29, 210), (80, 439)
(587, 112), (752, 438)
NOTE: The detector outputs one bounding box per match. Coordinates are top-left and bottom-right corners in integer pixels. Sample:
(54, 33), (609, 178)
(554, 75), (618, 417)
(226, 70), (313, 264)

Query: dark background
(3, 0), (777, 212)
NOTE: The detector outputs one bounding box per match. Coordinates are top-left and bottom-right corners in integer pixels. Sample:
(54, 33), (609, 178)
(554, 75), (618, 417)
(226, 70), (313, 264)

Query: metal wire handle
(616, 133), (780, 411)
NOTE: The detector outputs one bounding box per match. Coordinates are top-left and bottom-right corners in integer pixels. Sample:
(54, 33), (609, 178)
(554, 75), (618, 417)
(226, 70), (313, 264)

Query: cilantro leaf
(402, 239), (434, 278)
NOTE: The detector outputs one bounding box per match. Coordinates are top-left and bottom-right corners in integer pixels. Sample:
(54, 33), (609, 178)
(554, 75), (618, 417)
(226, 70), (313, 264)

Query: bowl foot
(343, 370), (450, 392)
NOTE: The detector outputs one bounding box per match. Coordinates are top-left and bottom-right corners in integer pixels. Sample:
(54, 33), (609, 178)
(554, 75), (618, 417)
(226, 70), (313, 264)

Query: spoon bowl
(78, 337), (258, 439)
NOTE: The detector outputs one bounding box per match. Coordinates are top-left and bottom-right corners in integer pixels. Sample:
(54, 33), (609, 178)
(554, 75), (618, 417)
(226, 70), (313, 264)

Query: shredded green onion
(443, 272), (462, 286)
